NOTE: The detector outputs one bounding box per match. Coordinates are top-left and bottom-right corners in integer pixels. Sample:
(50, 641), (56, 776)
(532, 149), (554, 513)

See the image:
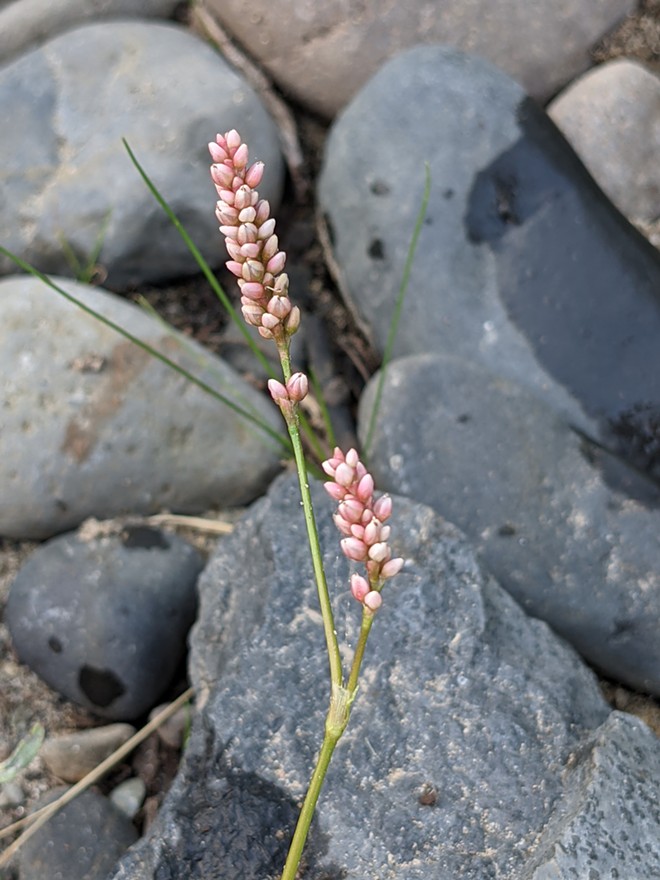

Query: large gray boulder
(109, 474), (660, 879)
(0, 20), (283, 289)
(0, 275), (284, 539)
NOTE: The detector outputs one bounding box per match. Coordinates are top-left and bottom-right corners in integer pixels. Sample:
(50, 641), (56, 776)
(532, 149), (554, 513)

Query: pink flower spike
(364, 591), (382, 612)
(350, 574), (370, 602)
(381, 557), (404, 579)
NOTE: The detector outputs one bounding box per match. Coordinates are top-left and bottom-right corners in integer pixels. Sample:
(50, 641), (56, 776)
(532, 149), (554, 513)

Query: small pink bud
(322, 460), (337, 477)
(219, 224), (238, 238)
(286, 372), (308, 402)
(240, 242), (261, 259)
(333, 513), (353, 536)
(240, 281), (265, 302)
(258, 326), (274, 340)
(241, 304), (264, 325)
(341, 537), (368, 562)
(216, 204), (239, 225)
(267, 379), (288, 403)
(345, 448), (359, 468)
(209, 142), (229, 163)
(226, 129), (241, 150)
(356, 473), (374, 503)
(255, 200), (271, 226)
(338, 498), (364, 524)
(210, 163), (234, 186)
(364, 591), (382, 612)
(225, 260), (244, 278)
(233, 142), (249, 169)
(237, 223), (258, 245)
(324, 482), (346, 502)
(381, 557), (404, 579)
(262, 234), (279, 261)
(267, 295), (292, 319)
(372, 495), (392, 521)
(368, 542), (390, 563)
(363, 520), (380, 546)
(350, 574), (370, 602)
(266, 251), (287, 275)
(245, 161), (265, 188)
(261, 313), (281, 331)
(335, 462), (355, 489)
(243, 260), (264, 282)
(238, 206), (257, 224)
(258, 218), (276, 239)
(349, 523), (365, 540)
(234, 186), (254, 211)
(284, 306), (301, 335)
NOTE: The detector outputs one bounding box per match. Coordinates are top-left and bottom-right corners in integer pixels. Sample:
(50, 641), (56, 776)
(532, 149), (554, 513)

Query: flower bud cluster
(322, 448), (404, 612)
(209, 130), (300, 341)
(268, 372), (309, 413)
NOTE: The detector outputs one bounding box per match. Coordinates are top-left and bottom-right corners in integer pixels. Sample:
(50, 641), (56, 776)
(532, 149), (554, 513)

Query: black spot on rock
(370, 179), (390, 196)
(121, 525), (169, 550)
(79, 665), (125, 707)
(368, 238), (385, 259)
(48, 635), (62, 653)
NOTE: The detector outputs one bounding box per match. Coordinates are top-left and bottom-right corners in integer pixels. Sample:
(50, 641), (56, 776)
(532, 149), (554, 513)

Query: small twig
(0, 688), (194, 867)
(146, 513), (234, 534)
(191, 3), (309, 203)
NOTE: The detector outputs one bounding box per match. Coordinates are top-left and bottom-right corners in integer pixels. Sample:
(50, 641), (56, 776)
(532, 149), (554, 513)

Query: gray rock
(110, 777), (147, 821)
(0, 20), (283, 289)
(198, 0), (634, 117)
(0, 275), (284, 539)
(319, 45), (660, 482)
(548, 59), (660, 225)
(18, 787), (138, 880)
(40, 723), (136, 782)
(109, 474), (660, 879)
(358, 352), (660, 695)
(6, 524), (202, 719)
(0, 0), (180, 65)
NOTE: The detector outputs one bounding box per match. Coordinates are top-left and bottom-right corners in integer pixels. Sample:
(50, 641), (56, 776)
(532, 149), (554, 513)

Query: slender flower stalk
(209, 131), (404, 880)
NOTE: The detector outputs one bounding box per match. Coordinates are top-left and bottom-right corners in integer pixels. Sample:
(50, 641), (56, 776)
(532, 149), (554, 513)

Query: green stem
(347, 610), (375, 694)
(280, 726), (341, 880)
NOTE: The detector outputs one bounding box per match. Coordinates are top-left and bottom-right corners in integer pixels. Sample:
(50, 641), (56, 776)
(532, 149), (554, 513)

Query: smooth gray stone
(18, 787), (138, 880)
(358, 352), (660, 695)
(109, 474), (659, 879)
(318, 45), (660, 480)
(0, 0), (180, 65)
(0, 20), (283, 289)
(0, 275), (283, 539)
(6, 524), (202, 719)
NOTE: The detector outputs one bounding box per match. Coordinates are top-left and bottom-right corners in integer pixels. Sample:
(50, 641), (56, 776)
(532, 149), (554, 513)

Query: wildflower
(322, 448), (404, 611)
(209, 130), (300, 343)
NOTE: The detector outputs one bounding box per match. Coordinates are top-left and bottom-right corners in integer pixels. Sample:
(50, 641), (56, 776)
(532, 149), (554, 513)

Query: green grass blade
(363, 163), (431, 458)
(122, 139), (274, 378)
(0, 248), (290, 455)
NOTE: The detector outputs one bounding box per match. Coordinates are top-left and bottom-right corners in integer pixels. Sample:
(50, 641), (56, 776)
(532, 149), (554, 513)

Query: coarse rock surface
(0, 0), (181, 64)
(358, 352), (660, 696)
(18, 787), (138, 880)
(0, 275), (283, 540)
(0, 19), (284, 289)
(197, 0), (635, 117)
(6, 524), (203, 719)
(548, 58), (660, 225)
(318, 44), (660, 482)
(108, 474), (660, 879)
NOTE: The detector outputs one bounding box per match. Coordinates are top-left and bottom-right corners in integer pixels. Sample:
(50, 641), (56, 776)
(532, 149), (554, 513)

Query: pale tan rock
(41, 723), (136, 782)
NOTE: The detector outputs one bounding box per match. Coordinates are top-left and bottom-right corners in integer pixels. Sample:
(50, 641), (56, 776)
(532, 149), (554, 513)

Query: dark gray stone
(109, 474), (660, 879)
(358, 352), (660, 696)
(0, 275), (284, 540)
(18, 787), (138, 880)
(318, 45), (660, 482)
(0, 19), (283, 289)
(6, 525), (202, 719)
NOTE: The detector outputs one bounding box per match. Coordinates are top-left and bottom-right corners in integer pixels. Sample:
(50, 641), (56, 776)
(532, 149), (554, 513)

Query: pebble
(148, 703), (189, 751)
(0, 19), (284, 289)
(0, 0), (180, 65)
(358, 352), (660, 696)
(40, 724), (136, 783)
(6, 524), (203, 720)
(109, 474), (660, 879)
(18, 787), (138, 880)
(548, 58), (660, 225)
(318, 45), (660, 481)
(110, 777), (147, 821)
(199, 0), (634, 117)
(0, 275), (284, 540)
